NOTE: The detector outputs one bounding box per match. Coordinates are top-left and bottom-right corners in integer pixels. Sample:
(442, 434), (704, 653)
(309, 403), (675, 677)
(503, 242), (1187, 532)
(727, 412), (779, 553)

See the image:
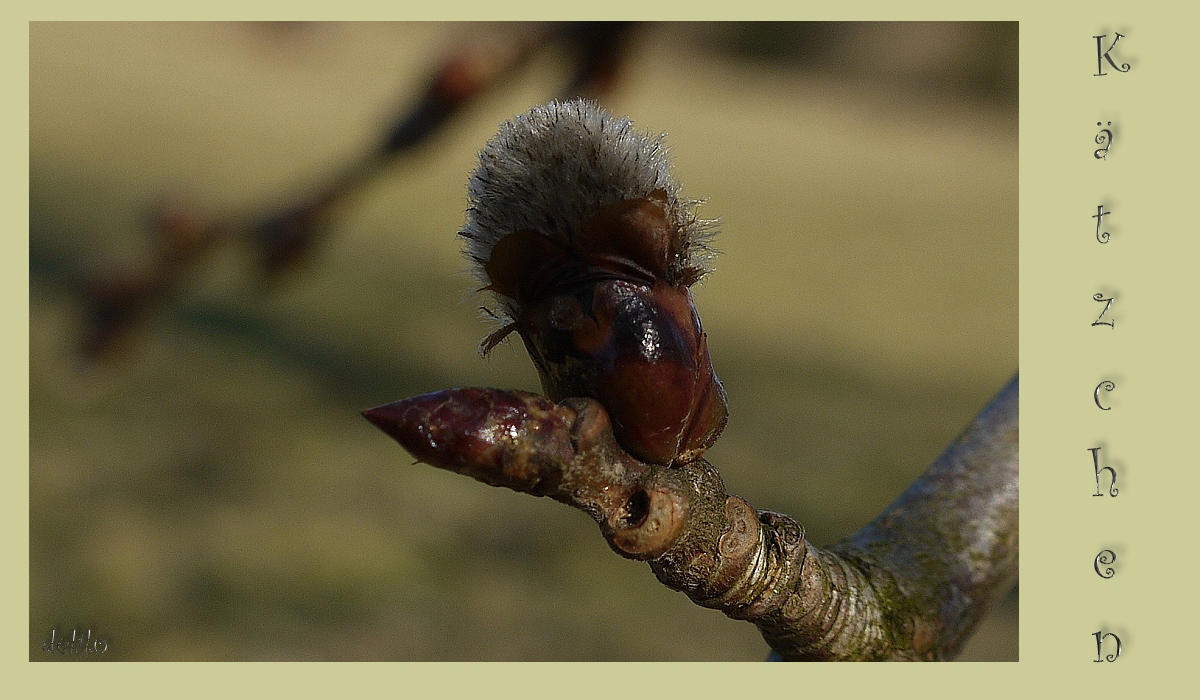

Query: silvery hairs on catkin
(459, 99), (716, 320)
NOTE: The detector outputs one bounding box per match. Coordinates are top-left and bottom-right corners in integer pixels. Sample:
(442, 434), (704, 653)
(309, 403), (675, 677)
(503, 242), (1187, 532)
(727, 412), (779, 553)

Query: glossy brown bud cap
(481, 194), (727, 466)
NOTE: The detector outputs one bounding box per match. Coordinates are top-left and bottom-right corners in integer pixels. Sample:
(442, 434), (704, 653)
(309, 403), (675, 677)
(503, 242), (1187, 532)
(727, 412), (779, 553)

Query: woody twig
(364, 377), (1018, 661)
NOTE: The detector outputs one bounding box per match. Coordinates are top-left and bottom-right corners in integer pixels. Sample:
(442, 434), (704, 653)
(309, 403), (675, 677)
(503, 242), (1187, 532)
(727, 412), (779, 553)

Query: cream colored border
(12, 3), (1197, 697)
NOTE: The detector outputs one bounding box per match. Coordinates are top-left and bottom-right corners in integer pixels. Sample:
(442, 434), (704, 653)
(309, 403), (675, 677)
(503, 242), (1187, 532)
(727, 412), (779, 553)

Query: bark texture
(364, 374), (1019, 661)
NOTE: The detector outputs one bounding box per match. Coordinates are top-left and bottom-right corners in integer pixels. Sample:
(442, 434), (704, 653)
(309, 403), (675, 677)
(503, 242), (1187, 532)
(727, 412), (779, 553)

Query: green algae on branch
(836, 374), (1019, 660)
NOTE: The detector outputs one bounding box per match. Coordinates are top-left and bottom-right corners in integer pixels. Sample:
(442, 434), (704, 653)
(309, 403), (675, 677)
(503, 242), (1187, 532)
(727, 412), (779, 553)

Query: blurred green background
(30, 22), (1017, 661)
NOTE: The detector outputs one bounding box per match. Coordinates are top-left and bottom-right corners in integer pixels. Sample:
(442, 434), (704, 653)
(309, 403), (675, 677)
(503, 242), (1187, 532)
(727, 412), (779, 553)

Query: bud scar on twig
(362, 389), (689, 559)
(360, 389), (808, 606)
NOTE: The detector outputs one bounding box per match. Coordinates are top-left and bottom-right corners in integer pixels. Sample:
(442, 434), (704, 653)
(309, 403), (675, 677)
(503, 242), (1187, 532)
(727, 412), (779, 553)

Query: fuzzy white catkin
(459, 99), (715, 320)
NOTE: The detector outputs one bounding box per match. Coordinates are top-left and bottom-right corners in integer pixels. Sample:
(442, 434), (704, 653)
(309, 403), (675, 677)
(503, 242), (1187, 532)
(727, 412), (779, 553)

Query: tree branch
(363, 374), (1018, 661)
